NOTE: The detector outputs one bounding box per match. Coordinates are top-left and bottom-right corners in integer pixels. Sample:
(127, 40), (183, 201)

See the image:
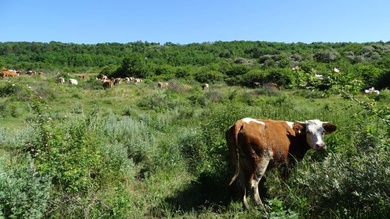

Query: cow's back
(237, 119), (296, 164)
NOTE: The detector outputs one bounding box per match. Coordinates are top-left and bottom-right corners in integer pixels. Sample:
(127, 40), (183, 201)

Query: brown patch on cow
(266, 82), (281, 90)
(157, 82), (169, 88)
(1, 68), (19, 78)
(102, 78), (115, 88)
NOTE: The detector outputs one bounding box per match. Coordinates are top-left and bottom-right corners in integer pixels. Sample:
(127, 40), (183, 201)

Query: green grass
(0, 73), (389, 218)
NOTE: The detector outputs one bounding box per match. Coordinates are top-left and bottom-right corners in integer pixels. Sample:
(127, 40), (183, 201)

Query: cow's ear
(323, 122), (337, 134)
(293, 122), (305, 134)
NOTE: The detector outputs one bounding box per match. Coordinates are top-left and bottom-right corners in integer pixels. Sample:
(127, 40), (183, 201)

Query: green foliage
(376, 69), (390, 89)
(0, 82), (34, 101)
(0, 158), (51, 219)
(194, 70), (224, 83)
(267, 198), (299, 219)
(114, 54), (150, 78)
(264, 68), (296, 87)
(137, 91), (188, 113)
(240, 69), (267, 87)
(313, 49), (340, 63)
(14, 105), (135, 218)
(288, 149), (390, 218)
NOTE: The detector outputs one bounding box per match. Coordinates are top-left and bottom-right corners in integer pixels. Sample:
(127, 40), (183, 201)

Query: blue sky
(1, 0), (389, 45)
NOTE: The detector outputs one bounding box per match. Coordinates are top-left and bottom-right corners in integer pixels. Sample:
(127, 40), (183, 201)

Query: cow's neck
(288, 135), (311, 164)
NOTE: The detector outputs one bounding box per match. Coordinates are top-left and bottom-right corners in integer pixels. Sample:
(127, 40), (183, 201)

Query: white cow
(364, 87), (380, 95)
(69, 79), (78, 85)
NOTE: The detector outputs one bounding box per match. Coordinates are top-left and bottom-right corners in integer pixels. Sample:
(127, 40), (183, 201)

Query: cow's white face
(303, 120), (328, 150)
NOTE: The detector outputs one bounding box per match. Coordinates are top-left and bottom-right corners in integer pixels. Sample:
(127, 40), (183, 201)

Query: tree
(313, 49), (340, 63)
(114, 54), (149, 78)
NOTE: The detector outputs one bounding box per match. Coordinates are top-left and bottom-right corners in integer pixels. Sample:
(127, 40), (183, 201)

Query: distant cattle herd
(0, 68), (214, 91)
(1, 67), (382, 95)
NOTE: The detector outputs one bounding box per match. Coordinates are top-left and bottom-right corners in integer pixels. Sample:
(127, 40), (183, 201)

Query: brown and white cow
(113, 77), (122, 85)
(157, 82), (169, 88)
(134, 78), (142, 84)
(102, 78), (115, 89)
(226, 118), (337, 209)
(58, 77), (65, 84)
(265, 82), (280, 90)
(1, 68), (19, 78)
(201, 83), (209, 90)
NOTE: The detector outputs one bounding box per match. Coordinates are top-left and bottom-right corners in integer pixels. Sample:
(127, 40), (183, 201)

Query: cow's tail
(228, 121), (243, 186)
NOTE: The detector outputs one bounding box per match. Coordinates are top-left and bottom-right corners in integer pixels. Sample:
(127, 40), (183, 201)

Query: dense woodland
(0, 41), (390, 218)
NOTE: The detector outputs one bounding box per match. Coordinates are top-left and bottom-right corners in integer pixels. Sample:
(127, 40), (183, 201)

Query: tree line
(1, 40), (390, 90)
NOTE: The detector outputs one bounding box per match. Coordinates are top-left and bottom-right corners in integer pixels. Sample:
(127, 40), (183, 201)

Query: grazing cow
(266, 82), (280, 90)
(97, 74), (108, 81)
(253, 82), (261, 88)
(364, 87), (380, 95)
(202, 83), (209, 90)
(157, 82), (169, 88)
(333, 67), (340, 73)
(114, 78), (122, 85)
(69, 79), (78, 85)
(1, 68), (19, 78)
(58, 77), (65, 84)
(226, 118), (337, 209)
(102, 79), (114, 89)
(26, 70), (37, 75)
(134, 78), (142, 84)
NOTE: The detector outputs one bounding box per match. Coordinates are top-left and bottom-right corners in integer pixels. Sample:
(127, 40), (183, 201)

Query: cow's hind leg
(238, 167), (250, 210)
(252, 156), (271, 208)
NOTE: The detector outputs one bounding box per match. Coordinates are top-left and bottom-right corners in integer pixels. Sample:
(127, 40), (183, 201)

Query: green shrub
(0, 82), (34, 101)
(82, 78), (105, 90)
(194, 70), (224, 83)
(293, 89), (329, 99)
(287, 146), (390, 218)
(0, 158), (51, 219)
(21, 107), (135, 217)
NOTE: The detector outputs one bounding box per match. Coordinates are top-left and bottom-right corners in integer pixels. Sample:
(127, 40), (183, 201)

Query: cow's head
(294, 120), (337, 150)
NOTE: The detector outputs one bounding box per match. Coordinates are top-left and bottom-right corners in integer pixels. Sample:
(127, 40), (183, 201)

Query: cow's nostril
(316, 143), (326, 149)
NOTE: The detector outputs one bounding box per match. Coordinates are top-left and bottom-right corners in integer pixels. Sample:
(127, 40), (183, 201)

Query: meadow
(0, 72), (389, 219)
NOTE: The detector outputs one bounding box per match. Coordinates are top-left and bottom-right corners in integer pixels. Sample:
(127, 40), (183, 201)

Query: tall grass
(0, 74), (389, 218)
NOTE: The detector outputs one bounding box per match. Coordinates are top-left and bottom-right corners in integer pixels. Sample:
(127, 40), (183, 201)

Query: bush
(0, 82), (34, 101)
(287, 147), (390, 218)
(0, 158), (51, 219)
(264, 68), (296, 87)
(194, 70), (224, 83)
(21, 107), (135, 217)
